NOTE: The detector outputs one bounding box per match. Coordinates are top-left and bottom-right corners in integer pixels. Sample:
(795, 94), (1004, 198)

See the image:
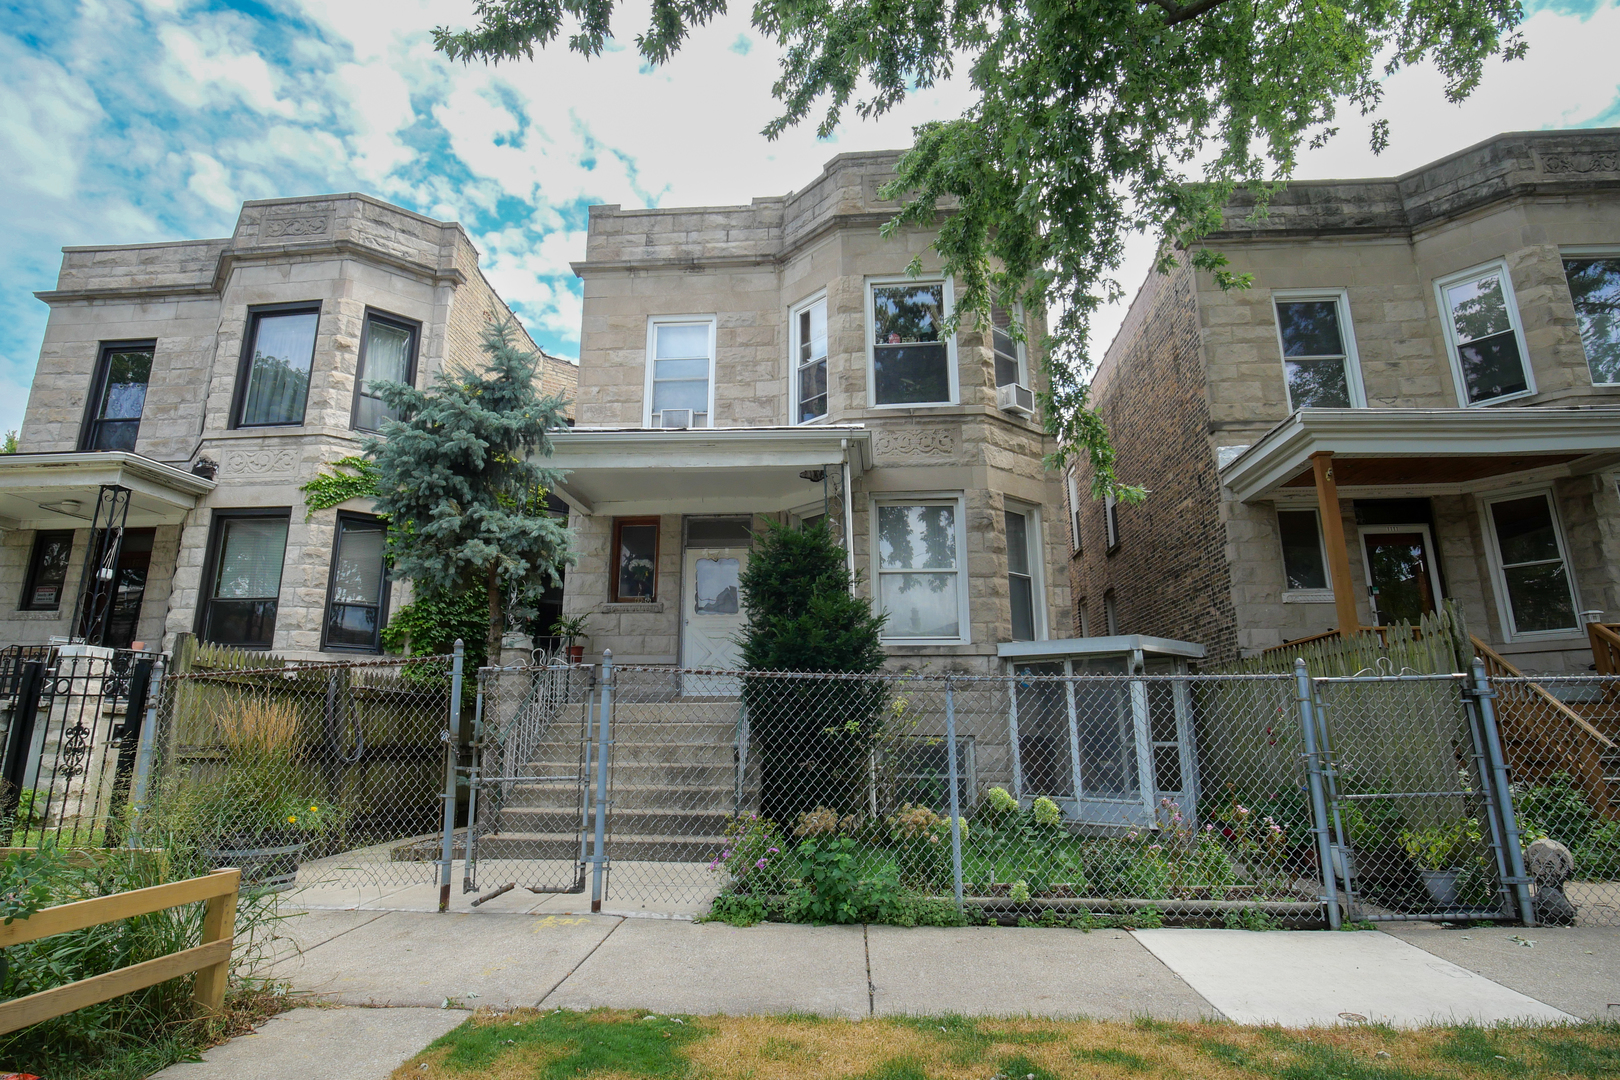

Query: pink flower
(756, 859), (767, 869)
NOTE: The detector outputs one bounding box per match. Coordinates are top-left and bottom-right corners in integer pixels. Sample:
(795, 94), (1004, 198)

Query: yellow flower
(309, 805), (318, 813)
(287, 816), (297, 824)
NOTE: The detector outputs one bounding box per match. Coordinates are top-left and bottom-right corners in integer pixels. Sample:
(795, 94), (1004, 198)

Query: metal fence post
(1470, 658), (1535, 927)
(944, 676), (965, 916)
(438, 639), (465, 913)
(590, 649), (614, 913)
(463, 669), (487, 894)
(127, 657), (164, 848)
(1295, 659), (1341, 930)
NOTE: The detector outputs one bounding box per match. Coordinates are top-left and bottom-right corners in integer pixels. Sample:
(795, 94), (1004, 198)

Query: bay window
(991, 304), (1026, 389)
(869, 279), (955, 406)
(1561, 252), (1620, 385)
(875, 498), (967, 642)
(353, 312), (418, 432)
(323, 514), (390, 651)
(1005, 505), (1042, 642)
(199, 510), (289, 647)
(1437, 263), (1533, 405)
(237, 305), (319, 427)
(792, 295), (828, 423)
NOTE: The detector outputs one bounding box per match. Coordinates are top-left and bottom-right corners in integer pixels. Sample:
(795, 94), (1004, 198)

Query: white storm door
(682, 546), (748, 696)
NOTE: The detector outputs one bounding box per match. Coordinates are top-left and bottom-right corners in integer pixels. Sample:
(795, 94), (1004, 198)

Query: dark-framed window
(21, 530), (75, 611)
(197, 509), (290, 647)
(234, 303), (320, 427)
(81, 341), (155, 451)
(352, 310), (419, 432)
(322, 513), (390, 652)
(611, 517), (660, 602)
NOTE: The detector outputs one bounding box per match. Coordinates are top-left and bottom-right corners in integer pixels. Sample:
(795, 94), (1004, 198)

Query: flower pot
(1420, 868), (1463, 907)
(206, 832), (308, 892)
(568, 645), (585, 664)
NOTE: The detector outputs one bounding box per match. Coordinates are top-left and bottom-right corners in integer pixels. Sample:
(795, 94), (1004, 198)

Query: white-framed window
(1271, 289), (1365, 410)
(1004, 502), (1046, 642)
(645, 316), (716, 428)
(872, 495), (969, 643)
(1560, 246), (1620, 386)
(867, 276), (957, 407)
(1066, 472), (1083, 554)
(1276, 507), (1334, 602)
(990, 303), (1027, 389)
(1436, 261), (1534, 406)
(1104, 491), (1120, 551)
(1482, 488), (1581, 639)
(791, 293), (829, 423)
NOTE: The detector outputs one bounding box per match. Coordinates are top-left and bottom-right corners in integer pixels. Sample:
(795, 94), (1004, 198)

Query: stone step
(474, 831), (727, 862)
(501, 806), (738, 834)
(507, 781), (737, 811)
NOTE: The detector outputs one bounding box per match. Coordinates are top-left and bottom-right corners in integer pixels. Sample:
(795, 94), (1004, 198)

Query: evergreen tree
(365, 320), (572, 664)
(737, 520), (886, 821)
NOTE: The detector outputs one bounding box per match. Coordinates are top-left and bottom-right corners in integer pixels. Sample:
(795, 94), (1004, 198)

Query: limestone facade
(4, 194), (576, 659)
(1067, 129), (1620, 671)
(564, 151), (1071, 672)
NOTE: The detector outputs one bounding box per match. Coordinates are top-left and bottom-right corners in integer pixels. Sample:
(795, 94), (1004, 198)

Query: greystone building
(2, 194), (576, 660)
(1066, 128), (1620, 674)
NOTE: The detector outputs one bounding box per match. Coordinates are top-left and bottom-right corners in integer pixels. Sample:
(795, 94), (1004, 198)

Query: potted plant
(551, 613), (592, 664)
(1400, 818), (1481, 907)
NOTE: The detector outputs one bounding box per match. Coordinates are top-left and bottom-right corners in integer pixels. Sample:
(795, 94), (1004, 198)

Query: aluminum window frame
(231, 301), (322, 429)
(351, 308), (421, 433)
(1270, 288), (1367, 411)
(1434, 260), (1536, 407)
(1478, 485), (1583, 641)
(1275, 506), (1335, 603)
(643, 315), (717, 429)
(1004, 499), (1048, 642)
(865, 274), (959, 409)
(869, 493), (971, 645)
(194, 507), (292, 648)
(990, 301), (1029, 390)
(789, 290), (830, 424)
(320, 511), (392, 653)
(79, 339), (157, 452)
(1557, 244), (1620, 387)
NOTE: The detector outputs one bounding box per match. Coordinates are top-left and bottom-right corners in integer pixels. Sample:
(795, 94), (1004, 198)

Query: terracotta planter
(568, 645), (585, 664)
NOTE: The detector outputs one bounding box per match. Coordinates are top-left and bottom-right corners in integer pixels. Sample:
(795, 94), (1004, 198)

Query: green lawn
(397, 1009), (1620, 1080)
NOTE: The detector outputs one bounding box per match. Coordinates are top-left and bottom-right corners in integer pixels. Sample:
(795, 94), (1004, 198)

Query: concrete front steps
(478, 701), (754, 862)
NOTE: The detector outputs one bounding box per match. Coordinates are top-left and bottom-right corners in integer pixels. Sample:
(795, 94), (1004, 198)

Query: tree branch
(1139, 0), (1233, 28)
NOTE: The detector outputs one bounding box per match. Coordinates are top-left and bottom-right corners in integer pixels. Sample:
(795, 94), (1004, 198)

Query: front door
(1360, 525), (1441, 627)
(682, 546), (748, 696)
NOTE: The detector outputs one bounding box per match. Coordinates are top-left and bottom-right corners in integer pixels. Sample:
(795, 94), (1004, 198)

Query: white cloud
(157, 23), (297, 118)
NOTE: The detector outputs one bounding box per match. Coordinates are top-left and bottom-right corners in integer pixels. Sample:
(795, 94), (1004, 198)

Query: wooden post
(192, 869), (240, 1017)
(1311, 451), (1360, 635)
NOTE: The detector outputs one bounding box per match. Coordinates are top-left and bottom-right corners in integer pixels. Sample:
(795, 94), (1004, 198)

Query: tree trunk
(486, 562), (503, 666)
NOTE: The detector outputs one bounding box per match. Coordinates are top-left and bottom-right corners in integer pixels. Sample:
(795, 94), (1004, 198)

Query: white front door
(682, 546), (748, 695)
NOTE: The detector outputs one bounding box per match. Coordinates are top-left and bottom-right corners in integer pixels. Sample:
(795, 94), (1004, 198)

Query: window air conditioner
(655, 409), (693, 429)
(996, 383), (1035, 416)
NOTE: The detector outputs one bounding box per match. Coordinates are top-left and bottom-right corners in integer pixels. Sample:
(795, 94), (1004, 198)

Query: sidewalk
(150, 904), (1619, 1080)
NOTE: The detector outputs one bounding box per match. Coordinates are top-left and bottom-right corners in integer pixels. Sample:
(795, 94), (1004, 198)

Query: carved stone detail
(261, 213), (333, 240)
(1537, 150), (1618, 175)
(223, 449), (300, 478)
(875, 427), (957, 458)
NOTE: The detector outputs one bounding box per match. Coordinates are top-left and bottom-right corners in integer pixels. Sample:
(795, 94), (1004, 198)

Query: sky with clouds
(2, 0), (1619, 440)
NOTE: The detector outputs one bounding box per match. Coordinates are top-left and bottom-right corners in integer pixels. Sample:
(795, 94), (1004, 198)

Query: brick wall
(1066, 263), (1239, 663)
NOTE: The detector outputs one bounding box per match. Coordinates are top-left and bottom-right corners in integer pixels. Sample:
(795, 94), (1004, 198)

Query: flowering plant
(708, 814), (787, 894)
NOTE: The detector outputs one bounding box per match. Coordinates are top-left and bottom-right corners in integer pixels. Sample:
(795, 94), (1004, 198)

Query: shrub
(708, 815), (787, 896)
(1515, 773), (1600, 848)
(786, 837), (898, 924)
(1031, 796), (1062, 828)
(1575, 821), (1620, 882)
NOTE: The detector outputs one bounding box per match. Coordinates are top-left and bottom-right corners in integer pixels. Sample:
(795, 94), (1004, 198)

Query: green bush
(1576, 822), (1620, 882)
(1515, 773), (1601, 848)
(785, 837), (898, 924)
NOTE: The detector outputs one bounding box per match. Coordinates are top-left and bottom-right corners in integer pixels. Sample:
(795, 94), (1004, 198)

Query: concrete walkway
(150, 909), (1617, 1079)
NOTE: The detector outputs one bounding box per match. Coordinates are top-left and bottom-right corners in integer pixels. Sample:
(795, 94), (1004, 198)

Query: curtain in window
(327, 520), (387, 647)
(241, 312), (318, 425)
(356, 319), (413, 431)
(205, 515), (288, 646)
(91, 348), (154, 450)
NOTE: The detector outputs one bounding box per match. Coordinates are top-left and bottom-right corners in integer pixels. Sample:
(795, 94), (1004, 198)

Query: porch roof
(997, 635), (1207, 662)
(1220, 406), (1620, 504)
(540, 425), (872, 516)
(0, 451), (215, 531)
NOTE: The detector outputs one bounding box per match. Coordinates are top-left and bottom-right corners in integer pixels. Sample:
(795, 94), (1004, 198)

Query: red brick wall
(1066, 263), (1239, 664)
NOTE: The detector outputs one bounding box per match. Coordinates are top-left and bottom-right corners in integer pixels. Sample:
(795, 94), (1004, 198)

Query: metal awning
(997, 635), (1206, 662)
(1220, 406), (1620, 504)
(0, 452), (215, 531)
(538, 425), (872, 516)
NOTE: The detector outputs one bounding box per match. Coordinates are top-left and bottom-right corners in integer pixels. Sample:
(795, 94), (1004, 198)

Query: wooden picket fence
(0, 867), (240, 1036)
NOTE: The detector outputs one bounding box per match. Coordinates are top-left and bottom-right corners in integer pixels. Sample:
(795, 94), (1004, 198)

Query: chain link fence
(134, 653), (455, 893)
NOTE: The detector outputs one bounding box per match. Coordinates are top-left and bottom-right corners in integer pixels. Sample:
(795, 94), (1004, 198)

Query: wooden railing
(1590, 622), (1620, 680)
(0, 867), (240, 1036)
(1472, 635), (1616, 820)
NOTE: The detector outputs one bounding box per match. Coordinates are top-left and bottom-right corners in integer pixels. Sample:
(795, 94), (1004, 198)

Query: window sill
(601, 601), (665, 614)
(1105, 544), (1121, 557)
(1283, 590), (1336, 604)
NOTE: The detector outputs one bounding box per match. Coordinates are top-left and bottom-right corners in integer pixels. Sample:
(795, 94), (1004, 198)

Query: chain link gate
(459, 660), (596, 902)
(1307, 663), (1529, 924)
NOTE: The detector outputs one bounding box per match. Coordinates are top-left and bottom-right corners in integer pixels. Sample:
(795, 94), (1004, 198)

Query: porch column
(1310, 451), (1360, 633)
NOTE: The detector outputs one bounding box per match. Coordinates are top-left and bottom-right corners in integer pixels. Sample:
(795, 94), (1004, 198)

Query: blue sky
(3, 0), (1620, 439)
